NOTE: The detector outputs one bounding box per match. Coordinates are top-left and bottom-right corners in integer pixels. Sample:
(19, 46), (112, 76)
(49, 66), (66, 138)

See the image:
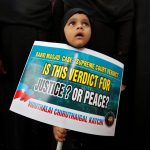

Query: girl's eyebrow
(68, 18), (90, 23)
(81, 18), (90, 23)
(67, 17), (77, 22)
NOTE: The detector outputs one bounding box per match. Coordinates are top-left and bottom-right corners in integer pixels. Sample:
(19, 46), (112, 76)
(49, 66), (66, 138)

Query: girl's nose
(77, 24), (83, 30)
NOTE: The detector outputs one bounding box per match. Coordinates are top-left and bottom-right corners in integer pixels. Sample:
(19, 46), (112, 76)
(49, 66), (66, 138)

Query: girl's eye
(82, 22), (90, 27)
(68, 21), (75, 26)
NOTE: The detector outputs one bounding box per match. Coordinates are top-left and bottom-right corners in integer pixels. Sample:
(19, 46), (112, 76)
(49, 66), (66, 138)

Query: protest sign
(10, 41), (124, 136)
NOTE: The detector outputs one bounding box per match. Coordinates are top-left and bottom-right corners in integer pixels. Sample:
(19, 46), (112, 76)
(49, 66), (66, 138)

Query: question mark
(65, 85), (72, 99)
(104, 96), (110, 108)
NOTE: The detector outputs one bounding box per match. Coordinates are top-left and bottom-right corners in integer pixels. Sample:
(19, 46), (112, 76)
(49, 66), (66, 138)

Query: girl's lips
(75, 33), (84, 38)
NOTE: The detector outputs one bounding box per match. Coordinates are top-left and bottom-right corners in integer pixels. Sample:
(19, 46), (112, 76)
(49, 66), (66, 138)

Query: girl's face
(64, 13), (91, 48)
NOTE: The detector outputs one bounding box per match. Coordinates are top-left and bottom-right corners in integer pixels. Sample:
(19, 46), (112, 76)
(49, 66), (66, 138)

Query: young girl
(52, 8), (93, 150)
(52, 7), (127, 150)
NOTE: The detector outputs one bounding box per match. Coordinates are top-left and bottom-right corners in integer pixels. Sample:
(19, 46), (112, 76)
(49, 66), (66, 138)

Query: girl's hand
(53, 126), (68, 142)
(121, 84), (126, 92)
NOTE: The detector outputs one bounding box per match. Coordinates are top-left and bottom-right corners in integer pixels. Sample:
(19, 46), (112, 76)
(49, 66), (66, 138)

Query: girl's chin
(72, 42), (85, 48)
